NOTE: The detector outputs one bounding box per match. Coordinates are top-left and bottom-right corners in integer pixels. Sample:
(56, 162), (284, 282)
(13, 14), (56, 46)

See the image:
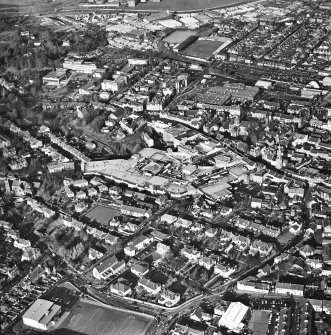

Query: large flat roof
(219, 302), (249, 330)
(163, 30), (197, 44)
(23, 298), (61, 326)
(200, 176), (234, 200)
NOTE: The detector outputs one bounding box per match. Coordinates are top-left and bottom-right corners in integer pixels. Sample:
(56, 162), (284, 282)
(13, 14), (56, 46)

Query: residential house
(93, 256), (126, 280)
(137, 278), (161, 295)
(232, 235), (250, 250)
(214, 264), (236, 278)
(124, 235), (152, 256)
(299, 245), (315, 258)
(205, 228), (218, 238)
(156, 242), (171, 254)
(181, 247), (201, 262)
(131, 264), (149, 277)
(158, 290), (180, 307)
(199, 256), (217, 270)
(105, 234), (119, 245)
(72, 179), (89, 188)
(88, 188), (98, 197)
(250, 240), (273, 256)
(110, 282), (132, 297)
(89, 248), (104, 260)
(64, 187), (75, 198)
(76, 190), (87, 199)
(14, 238), (31, 250)
(174, 218), (192, 229)
(21, 247), (41, 262)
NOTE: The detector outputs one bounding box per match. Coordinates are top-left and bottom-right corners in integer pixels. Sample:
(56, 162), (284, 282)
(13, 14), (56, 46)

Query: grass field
(135, 0), (250, 11)
(60, 300), (154, 335)
(84, 205), (119, 225)
(182, 39), (223, 59)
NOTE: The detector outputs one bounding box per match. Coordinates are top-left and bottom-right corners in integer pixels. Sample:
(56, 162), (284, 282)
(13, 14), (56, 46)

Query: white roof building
(218, 302), (249, 332)
(22, 299), (62, 331)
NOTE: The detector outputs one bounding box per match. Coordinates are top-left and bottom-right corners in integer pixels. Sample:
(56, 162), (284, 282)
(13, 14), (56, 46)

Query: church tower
(275, 142), (283, 170)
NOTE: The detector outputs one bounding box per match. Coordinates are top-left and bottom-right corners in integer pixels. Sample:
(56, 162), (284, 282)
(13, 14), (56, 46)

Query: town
(0, 0), (331, 335)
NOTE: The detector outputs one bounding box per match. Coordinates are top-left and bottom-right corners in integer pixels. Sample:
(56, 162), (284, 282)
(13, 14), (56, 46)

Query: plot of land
(182, 39), (223, 60)
(60, 300), (154, 335)
(84, 205), (119, 225)
(135, 0), (250, 11)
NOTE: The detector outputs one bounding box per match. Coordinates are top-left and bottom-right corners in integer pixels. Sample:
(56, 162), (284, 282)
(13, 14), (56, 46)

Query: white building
(214, 264), (236, 278)
(236, 280), (270, 294)
(275, 282), (304, 296)
(22, 299), (62, 331)
(158, 290), (180, 307)
(63, 59), (97, 74)
(93, 256), (125, 280)
(14, 238), (31, 250)
(110, 282), (132, 297)
(218, 302), (249, 332)
(137, 278), (161, 295)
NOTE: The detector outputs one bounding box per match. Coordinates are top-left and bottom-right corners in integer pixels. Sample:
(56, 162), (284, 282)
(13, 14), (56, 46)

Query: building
(22, 247), (41, 262)
(42, 69), (70, 87)
(137, 278), (161, 295)
(0, 134), (10, 149)
(181, 246), (201, 262)
(236, 280), (270, 294)
(26, 198), (55, 218)
(218, 302), (249, 332)
(158, 290), (180, 307)
(93, 256), (126, 280)
(214, 264), (236, 278)
(110, 282), (132, 297)
(22, 299), (62, 331)
(124, 235), (152, 256)
(127, 58), (149, 66)
(121, 205), (150, 218)
(143, 133), (154, 147)
(131, 263), (149, 277)
(14, 238), (31, 250)
(101, 76), (126, 92)
(275, 282), (304, 296)
(128, 0), (138, 6)
(48, 161), (75, 173)
(63, 59), (97, 74)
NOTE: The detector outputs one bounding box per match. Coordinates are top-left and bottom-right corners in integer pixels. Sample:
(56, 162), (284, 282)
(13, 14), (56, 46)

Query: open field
(135, 0), (252, 11)
(59, 299), (154, 335)
(84, 205), (119, 225)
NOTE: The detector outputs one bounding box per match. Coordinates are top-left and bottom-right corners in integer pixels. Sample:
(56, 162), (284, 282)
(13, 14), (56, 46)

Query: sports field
(135, 0), (250, 11)
(182, 39), (223, 59)
(60, 300), (154, 335)
(84, 205), (120, 225)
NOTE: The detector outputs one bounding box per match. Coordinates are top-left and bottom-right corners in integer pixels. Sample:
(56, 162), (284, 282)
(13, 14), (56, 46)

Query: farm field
(84, 205), (120, 226)
(59, 299), (154, 335)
